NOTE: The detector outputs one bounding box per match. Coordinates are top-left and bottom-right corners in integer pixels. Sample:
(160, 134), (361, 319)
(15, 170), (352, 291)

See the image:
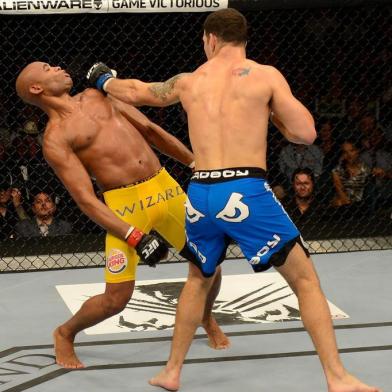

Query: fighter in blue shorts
(185, 167), (309, 277)
(88, 8), (380, 392)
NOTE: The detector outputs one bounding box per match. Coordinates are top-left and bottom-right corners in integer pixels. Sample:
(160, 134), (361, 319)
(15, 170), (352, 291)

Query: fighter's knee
(102, 291), (132, 316)
(187, 272), (215, 292)
(291, 274), (321, 296)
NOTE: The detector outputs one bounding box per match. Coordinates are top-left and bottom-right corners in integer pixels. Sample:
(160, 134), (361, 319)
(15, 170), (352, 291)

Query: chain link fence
(1, 5), (391, 271)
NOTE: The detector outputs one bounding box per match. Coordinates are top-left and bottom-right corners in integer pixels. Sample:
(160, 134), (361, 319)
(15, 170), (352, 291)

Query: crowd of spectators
(273, 108), (392, 238)
(0, 106), (101, 243)
(1, 177), (73, 239)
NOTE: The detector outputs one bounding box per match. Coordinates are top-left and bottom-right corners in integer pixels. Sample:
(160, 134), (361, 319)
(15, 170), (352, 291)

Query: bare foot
(203, 317), (230, 350)
(329, 372), (382, 392)
(53, 327), (84, 369)
(149, 367), (180, 391)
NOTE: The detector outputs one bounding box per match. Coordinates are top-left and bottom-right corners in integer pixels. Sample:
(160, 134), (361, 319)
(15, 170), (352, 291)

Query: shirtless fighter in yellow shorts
(15, 62), (229, 369)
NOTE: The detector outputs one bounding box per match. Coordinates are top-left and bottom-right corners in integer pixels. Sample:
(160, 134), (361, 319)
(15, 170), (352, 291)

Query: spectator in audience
(279, 142), (324, 186)
(358, 112), (379, 149)
(331, 140), (371, 207)
(15, 192), (72, 237)
(316, 71), (345, 117)
(9, 134), (57, 201)
(343, 97), (364, 131)
(292, 69), (316, 107)
(360, 128), (392, 209)
(316, 118), (340, 203)
(284, 168), (326, 236)
(317, 118), (340, 172)
(19, 107), (46, 147)
(0, 178), (28, 240)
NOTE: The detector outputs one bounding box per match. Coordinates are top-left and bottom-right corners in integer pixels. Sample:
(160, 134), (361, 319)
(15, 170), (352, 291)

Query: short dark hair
(203, 8), (248, 44)
(291, 168), (315, 184)
(32, 191), (54, 202)
(341, 139), (360, 150)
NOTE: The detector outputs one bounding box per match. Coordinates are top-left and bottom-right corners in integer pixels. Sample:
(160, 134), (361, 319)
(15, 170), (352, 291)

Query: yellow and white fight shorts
(103, 168), (186, 283)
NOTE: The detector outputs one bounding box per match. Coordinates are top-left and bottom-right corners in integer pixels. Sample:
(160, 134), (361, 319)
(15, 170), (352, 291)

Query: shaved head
(16, 62), (44, 105)
(15, 62), (73, 107)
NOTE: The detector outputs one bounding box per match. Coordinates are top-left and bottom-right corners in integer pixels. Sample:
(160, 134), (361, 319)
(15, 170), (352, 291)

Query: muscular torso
(180, 58), (271, 170)
(44, 89), (160, 190)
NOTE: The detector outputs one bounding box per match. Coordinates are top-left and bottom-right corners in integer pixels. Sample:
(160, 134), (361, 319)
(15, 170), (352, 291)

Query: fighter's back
(181, 58), (273, 170)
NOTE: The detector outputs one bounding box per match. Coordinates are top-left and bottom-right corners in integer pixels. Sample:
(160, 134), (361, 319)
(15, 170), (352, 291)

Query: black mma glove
(86, 62), (117, 92)
(125, 226), (168, 267)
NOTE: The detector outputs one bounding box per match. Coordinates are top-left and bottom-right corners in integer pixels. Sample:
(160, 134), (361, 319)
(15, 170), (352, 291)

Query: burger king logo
(107, 249), (128, 274)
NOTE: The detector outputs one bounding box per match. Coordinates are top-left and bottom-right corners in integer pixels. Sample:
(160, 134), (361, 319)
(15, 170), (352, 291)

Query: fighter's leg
(149, 262), (216, 391)
(151, 180), (227, 389)
(54, 280), (134, 369)
(201, 265), (230, 349)
(178, 246), (229, 349)
(222, 178), (380, 391)
(55, 231), (139, 369)
(277, 243), (380, 392)
(154, 172), (229, 350)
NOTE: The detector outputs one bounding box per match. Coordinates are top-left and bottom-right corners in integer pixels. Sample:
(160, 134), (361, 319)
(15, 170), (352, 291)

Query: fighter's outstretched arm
(106, 74), (188, 107)
(109, 96), (194, 167)
(86, 62), (189, 107)
(43, 129), (130, 239)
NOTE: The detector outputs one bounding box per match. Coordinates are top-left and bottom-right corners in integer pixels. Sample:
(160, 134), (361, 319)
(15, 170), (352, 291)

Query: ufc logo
(141, 239), (160, 258)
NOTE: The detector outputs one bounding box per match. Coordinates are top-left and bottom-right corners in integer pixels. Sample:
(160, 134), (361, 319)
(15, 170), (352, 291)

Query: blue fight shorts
(185, 167), (309, 277)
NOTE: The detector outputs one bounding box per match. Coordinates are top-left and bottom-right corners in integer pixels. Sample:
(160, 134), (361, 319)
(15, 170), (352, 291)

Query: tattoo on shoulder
(148, 73), (187, 102)
(232, 67), (251, 77)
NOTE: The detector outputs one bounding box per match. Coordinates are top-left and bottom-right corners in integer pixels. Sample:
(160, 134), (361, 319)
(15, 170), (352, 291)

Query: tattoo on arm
(148, 73), (187, 102)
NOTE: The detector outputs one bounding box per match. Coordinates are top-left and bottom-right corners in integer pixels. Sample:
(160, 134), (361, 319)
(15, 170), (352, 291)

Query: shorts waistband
(191, 167), (267, 183)
(105, 168), (164, 192)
